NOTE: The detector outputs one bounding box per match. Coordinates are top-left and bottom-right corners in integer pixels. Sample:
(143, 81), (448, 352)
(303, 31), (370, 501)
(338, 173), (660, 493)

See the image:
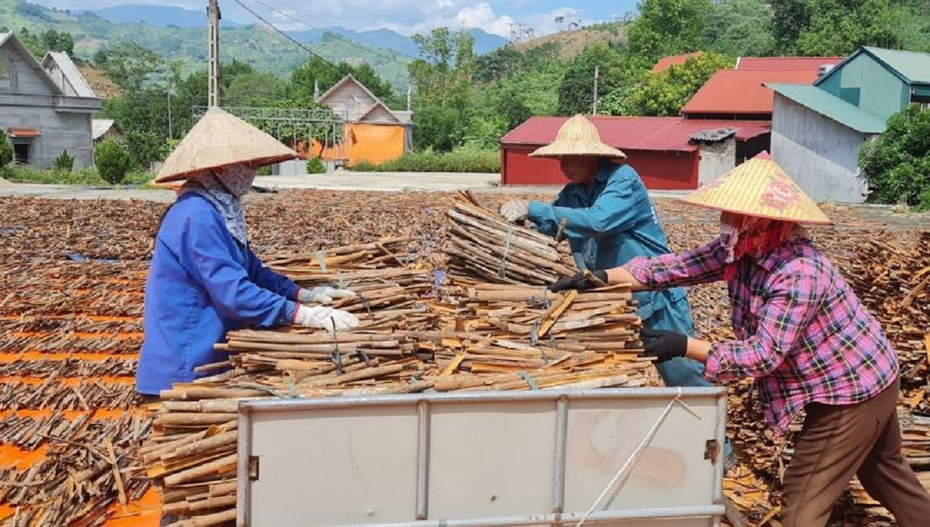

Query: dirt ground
(0, 191), (926, 525)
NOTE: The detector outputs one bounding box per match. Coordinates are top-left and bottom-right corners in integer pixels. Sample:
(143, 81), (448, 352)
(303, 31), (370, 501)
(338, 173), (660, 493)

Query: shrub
(306, 157), (326, 174)
(53, 150), (74, 172)
(859, 105), (930, 211)
(0, 137), (12, 172)
(352, 147), (500, 173)
(2, 165), (154, 186)
(95, 140), (134, 185)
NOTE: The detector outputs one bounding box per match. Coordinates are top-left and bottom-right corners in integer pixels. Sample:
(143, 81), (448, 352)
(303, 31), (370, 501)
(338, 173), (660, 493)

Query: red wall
(501, 146), (699, 190)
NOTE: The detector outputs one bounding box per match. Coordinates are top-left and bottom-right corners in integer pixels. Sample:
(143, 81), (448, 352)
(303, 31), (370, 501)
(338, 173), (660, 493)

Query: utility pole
(406, 85), (412, 112)
(207, 0), (221, 108)
(592, 66), (600, 115)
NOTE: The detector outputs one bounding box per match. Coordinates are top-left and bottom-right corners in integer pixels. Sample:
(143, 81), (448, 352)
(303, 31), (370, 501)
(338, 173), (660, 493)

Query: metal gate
(193, 106), (348, 166)
(237, 388), (727, 526)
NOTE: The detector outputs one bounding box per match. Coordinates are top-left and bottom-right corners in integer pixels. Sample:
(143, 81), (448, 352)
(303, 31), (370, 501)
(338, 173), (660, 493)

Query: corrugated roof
(863, 47), (930, 85)
(767, 83), (887, 134)
(682, 70), (819, 116)
(651, 52), (702, 73)
(42, 52), (96, 98)
(501, 116), (771, 152)
(736, 56), (843, 71)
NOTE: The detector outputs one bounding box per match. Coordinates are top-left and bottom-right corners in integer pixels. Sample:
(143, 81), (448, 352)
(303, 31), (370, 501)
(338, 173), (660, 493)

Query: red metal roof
(501, 116), (771, 153)
(681, 70), (818, 116)
(7, 128), (41, 138)
(736, 56), (843, 71)
(651, 52), (703, 73)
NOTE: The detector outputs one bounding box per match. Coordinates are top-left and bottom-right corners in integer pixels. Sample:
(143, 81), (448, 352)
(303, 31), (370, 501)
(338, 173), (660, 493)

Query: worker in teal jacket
(499, 114), (708, 389)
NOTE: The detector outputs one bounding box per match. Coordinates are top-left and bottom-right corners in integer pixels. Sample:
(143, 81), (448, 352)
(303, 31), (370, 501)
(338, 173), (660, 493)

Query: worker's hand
(293, 305), (360, 332)
(641, 329), (688, 363)
(548, 270), (608, 292)
(298, 286), (356, 305)
(499, 200), (530, 223)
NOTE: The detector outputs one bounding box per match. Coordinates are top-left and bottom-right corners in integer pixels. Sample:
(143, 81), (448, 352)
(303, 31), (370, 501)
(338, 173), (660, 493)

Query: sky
(33, 0), (641, 37)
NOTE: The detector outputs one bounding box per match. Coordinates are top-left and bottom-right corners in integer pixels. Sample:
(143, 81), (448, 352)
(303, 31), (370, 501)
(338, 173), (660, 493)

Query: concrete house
(767, 47), (930, 203)
(0, 32), (101, 169)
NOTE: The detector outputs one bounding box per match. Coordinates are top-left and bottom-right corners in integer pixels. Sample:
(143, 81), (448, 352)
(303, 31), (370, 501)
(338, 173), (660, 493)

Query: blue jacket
(527, 160), (693, 334)
(136, 193), (299, 395)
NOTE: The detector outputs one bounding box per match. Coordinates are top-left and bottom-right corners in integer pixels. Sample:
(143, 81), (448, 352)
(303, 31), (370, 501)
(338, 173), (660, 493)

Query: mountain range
(1, 0), (510, 89)
(90, 4), (509, 57)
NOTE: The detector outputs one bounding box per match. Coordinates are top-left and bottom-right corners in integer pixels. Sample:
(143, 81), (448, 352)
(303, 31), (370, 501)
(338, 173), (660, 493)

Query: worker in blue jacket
(137, 108), (359, 397)
(499, 114), (708, 389)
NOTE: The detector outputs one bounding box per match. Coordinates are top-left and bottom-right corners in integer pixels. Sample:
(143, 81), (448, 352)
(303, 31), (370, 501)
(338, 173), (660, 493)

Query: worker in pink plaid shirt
(552, 152), (930, 526)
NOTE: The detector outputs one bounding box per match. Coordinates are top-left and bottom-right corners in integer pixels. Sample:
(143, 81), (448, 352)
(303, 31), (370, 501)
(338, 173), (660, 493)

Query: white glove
(293, 305), (360, 331)
(499, 200), (530, 222)
(297, 286), (356, 305)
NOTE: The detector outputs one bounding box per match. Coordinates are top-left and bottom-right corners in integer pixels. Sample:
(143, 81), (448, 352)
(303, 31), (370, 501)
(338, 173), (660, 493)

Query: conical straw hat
(155, 107), (298, 183)
(529, 114), (627, 158)
(682, 152), (831, 225)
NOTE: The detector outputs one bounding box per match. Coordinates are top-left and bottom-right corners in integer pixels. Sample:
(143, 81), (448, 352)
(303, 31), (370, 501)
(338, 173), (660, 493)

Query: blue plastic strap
(517, 371), (539, 390)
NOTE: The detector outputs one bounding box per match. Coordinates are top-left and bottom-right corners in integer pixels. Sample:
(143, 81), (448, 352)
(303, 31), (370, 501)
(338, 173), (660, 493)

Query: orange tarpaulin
(308, 124), (406, 167)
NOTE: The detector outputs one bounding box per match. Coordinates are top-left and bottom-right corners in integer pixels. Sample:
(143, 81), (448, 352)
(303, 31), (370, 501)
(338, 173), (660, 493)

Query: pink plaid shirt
(625, 237), (899, 435)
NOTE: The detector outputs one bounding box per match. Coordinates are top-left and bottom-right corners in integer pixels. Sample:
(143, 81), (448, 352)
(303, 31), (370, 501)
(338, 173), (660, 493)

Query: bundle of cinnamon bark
(445, 191), (575, 285)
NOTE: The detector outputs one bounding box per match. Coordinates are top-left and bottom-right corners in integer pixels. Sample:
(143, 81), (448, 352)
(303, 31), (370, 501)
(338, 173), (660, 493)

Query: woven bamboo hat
(682, 152), (831, 225)
(155, 107), (298, 183)
(529, 114), (627, 158)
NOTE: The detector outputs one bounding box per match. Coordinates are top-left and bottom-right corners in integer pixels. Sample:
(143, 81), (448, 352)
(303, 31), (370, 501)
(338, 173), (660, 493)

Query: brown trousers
(781, 378), (930, 526)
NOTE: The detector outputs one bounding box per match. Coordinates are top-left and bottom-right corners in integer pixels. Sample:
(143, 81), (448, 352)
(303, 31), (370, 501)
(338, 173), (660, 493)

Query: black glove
(641, 329), (688, 363)
(548, 270), (608, 292)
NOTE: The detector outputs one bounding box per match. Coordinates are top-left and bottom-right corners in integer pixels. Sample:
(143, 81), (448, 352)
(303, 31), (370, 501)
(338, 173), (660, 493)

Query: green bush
(859, 104), (930, 211)
(95, 140), (135, 185)
(306, 157), (326, 174)
(352, 147), (499, 173)
(53, 150), (74, 172)
(3, 165), (153, 186)
(0, 137), (12, 172)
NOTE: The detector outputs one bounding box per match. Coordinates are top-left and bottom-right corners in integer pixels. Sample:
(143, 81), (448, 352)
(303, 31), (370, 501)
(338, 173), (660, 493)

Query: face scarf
(179, 163), (256, 247)
(719, 212), (808, 281)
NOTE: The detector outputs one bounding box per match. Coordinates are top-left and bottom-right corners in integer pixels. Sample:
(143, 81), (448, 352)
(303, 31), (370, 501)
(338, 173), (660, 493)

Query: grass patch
(2, 165), (154, 186)
(352, 147), (500, 173)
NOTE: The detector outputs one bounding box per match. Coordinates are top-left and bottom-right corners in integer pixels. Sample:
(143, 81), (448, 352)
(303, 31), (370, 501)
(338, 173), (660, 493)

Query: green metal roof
(767, 83), (887, 134)
(863, 47), (930, 85)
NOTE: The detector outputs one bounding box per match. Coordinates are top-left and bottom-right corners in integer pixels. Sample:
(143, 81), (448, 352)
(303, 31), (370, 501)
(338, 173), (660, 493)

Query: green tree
(98, 43), (163, 91)
(495, 87), (532, 130)
(704, 0), (775, 57)
(606, 52), (733, 116)
(409, 27), (476, 110)
(225, 72), (286, 107)
(796, 0), (901, 55)
(95, 140), (134, 185)
(771, 0), (811, 53)
(627, 0), (713, 60)
(412, 105), (462, 152)
(859, 105), (930, 210)
(557, 43), (648, 116)
(0, 136), (13, 172)
(53, 150), (74, 172)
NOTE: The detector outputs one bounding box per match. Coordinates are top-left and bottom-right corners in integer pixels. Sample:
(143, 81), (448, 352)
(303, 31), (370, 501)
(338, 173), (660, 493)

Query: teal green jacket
(527, 160), (693, 334)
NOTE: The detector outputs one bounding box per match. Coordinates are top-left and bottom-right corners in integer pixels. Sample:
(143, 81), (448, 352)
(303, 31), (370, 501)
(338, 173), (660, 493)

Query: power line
(261, 0), (413, 67)
(233, 0), (348, 76)
(244, 0), (411, 68)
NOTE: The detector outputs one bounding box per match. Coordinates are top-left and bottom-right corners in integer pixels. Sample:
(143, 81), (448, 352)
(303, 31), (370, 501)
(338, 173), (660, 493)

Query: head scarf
(178, 164), (256, 246)
(719, 212), (809, 281)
